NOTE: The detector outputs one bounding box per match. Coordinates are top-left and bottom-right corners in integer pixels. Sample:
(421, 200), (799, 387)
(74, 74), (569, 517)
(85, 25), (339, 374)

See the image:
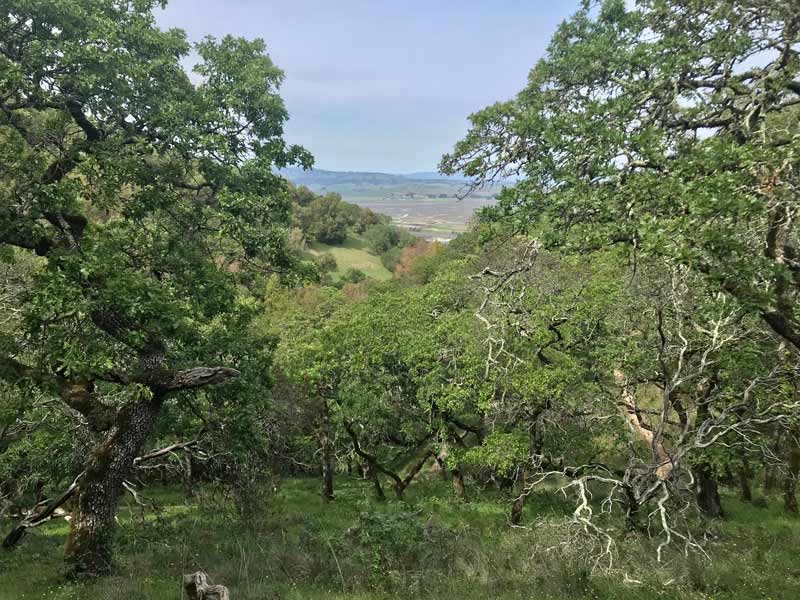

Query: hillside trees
(286, 185), (415, 276)
(294, 191), (351, 245)
(442, 0), (800, 352)
(288, 184), (388, 247)
(442, 0), (800, 518)
(0, 0), (310, 575)
(465, 243), (626, 524)
(461, 237), (799, 565)
(269, 258), (488, 502)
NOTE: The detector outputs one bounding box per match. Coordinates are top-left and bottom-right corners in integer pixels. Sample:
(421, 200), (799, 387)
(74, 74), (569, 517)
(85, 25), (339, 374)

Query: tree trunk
(694, 462), (723, 518)
(764, 429), (783, 493)
(510, 417), (541, 525)
(738, 456), (753, 503)
(451, 467), (467, 501)
(510, 485), (526, 525)
(319, 400), (335, 502)
(764, 465), (778, 493)
(392, 450), (431, 498)
(321, 448), (334, 501)
(783, 445), (800, 514)
(365, 462), (384, 500)
(64, 396), (162, 576)
(433, 454), (449, 481)
(623, 485), (641, 531)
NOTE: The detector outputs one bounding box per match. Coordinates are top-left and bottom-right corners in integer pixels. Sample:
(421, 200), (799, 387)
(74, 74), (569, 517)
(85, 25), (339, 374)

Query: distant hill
(402, 171), (469, 183)
(280, 167), (469, 187)
(281, 167), (408, 187)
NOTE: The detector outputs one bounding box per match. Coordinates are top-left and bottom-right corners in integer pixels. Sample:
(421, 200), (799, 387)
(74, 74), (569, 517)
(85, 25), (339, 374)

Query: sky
(155, 1), (582, 174)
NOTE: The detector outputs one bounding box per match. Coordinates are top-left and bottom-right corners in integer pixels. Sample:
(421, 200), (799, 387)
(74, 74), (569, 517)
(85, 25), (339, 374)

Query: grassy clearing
(1, 476), (798, 600)
(309, 235), (392, 281)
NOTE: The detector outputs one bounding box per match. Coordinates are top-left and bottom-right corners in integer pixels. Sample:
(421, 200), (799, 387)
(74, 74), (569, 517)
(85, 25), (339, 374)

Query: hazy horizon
(155, 1), (582, 173)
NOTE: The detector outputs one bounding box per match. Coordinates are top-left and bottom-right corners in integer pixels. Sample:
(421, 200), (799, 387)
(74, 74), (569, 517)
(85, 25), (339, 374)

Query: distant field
(288, 175), (501, 241)
(350, 194), (486, 241)
(308, 235), (392, 281)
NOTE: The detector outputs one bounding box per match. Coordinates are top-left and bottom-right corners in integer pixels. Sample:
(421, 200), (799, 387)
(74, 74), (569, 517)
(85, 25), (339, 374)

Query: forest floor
(0, 476), (798, 599)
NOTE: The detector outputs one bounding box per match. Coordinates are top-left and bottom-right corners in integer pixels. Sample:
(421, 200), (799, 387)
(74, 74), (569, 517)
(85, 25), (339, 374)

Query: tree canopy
(0, 0), (311, 575)
(442, 0), (800, 350)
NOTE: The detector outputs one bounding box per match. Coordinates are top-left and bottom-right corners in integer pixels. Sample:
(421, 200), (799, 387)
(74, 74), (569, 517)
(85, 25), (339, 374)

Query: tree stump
(183, 571), (230, 600)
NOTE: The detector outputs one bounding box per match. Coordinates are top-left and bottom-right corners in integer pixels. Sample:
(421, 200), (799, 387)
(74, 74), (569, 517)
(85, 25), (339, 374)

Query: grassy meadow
(1, 475), (798, 600)
(309, 235), (393, 282)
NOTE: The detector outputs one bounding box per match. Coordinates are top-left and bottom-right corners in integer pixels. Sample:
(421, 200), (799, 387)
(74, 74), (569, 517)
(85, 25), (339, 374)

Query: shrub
(314, 253), (338, 273)
(341, 268), (366, 284)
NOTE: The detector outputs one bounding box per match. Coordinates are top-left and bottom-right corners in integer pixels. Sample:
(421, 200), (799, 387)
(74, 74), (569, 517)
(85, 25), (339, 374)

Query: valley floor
(0, 476), (798, 599)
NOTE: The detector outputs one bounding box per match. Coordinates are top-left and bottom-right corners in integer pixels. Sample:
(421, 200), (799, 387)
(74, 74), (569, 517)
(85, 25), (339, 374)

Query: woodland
(1, 1), (800, 599)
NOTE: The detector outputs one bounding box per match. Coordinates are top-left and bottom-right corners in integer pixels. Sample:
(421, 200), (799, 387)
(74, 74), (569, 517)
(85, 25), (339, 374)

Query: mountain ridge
(279, 167), (469, 186)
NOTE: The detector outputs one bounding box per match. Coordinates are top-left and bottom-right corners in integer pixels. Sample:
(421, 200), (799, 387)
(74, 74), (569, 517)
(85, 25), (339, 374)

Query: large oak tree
(0, 0), (310, 575)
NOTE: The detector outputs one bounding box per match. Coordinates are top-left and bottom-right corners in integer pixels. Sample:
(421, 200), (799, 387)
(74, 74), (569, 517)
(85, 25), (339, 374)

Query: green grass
(309, 234), (392, 281)
(1, 477), (798, 600)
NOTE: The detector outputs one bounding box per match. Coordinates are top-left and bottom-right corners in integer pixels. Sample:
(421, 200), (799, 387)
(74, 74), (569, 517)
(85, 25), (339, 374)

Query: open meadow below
(1, 477), (798, 600)
(308, 236), (392, 282)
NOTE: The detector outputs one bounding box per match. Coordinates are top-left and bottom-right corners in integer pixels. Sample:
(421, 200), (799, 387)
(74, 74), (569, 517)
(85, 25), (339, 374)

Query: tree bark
(3, 437), (202, 550)
(64, 395), (163, 576)
(319, 400), (335, 502)
(392, 448), (432, 498)
(365, 462), (385, 500)
(623, 484), (642, 531)
(342, 421), (431, 499)
(738, 456), (753, 503)
(783, 445), (800, 514)
(510, 416), (542, 525)
(694, 462), (724, 518)
(510, 484), (526, 525)
(451, 467), (467, 502)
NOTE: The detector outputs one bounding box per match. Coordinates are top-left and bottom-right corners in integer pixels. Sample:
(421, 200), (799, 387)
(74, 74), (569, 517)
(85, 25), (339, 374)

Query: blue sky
(155, 1), (582, 173)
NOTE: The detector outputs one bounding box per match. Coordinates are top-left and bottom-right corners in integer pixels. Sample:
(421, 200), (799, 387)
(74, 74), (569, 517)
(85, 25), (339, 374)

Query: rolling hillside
(308, 234), (392, 282)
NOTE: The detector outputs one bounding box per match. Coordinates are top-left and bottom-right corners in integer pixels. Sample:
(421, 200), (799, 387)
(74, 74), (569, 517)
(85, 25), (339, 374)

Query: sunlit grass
(309, 235), (392, 281)
(1, 475), (798, 599)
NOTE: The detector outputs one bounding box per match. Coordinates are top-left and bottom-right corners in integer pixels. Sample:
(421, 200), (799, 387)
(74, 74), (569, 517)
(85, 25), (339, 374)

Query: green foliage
(1, 0), (313, 377)
(346, 510), (452, 585)
(2, 478), (799, 599)
(379, 246), (403, 272)
(289, 185), (393, 249)
(3, 0), (799, 592)
(459, 431), (527, 477)
(340, 268), (367, 284)
(295, 192), (351, 244)
(0, 0), (313, 569)
(314, 253), (338, 273)
(442, 0), (800, 351)
(364, 223), (414, 255)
